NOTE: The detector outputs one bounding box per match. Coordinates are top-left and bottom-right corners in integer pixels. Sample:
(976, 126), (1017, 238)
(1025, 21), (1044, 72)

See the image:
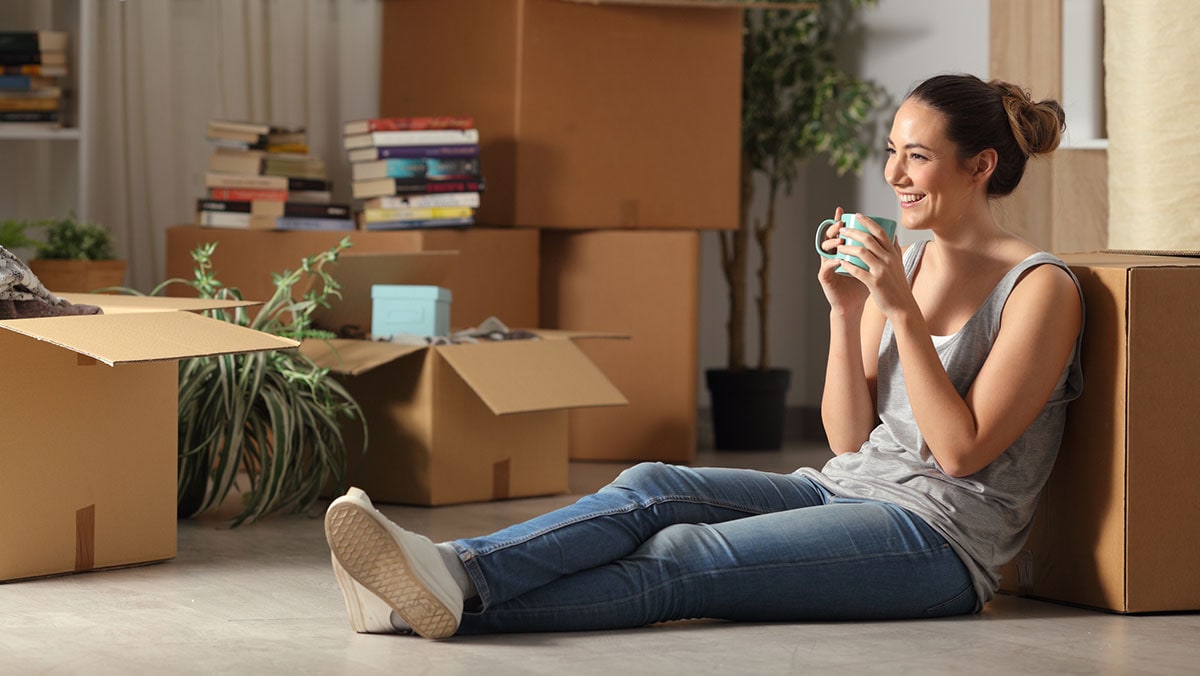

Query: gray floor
(4, 442), (1199, 675)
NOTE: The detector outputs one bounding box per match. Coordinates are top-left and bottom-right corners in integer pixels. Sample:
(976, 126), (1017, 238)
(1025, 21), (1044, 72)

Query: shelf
(0, 127), (82, 141)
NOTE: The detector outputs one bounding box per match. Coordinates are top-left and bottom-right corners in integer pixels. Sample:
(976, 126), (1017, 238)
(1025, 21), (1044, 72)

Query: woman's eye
(910, 153), (928, 161)
(884, 147), (896, 156)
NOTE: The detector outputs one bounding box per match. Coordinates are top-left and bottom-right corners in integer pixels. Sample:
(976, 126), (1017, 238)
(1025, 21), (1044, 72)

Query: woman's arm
(890, 264), (1082, 476)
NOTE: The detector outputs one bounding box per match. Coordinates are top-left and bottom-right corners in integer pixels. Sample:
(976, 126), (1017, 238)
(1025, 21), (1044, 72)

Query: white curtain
(82, 0), (380, 291)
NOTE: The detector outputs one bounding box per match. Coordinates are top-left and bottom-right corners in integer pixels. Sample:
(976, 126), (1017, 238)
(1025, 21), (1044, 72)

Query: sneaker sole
(325, 501), (459, 639)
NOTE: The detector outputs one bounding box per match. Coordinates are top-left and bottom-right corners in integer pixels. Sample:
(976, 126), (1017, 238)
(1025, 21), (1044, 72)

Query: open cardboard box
(0, 293), (298, 583)
(999, 252), (1200, 612)
(299, 252), (628, 505)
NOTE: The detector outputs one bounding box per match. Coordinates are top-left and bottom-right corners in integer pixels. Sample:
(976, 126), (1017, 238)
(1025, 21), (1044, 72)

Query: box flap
(527, 329), (630, 341)
(0, 311), (298, 365)
(312, 251), (458, 333)
(55, 293), (261, 314)
(435, 339), (627, 415)
(1062, 251), (1200, 269)
(299, 338), (427, 375)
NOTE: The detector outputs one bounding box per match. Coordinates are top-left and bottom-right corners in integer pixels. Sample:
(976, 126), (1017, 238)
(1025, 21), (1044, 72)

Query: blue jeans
(449, 463), (977, 634)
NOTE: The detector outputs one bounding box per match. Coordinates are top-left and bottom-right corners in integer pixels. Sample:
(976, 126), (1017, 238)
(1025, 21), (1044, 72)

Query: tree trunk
(755, 179), (779, 370)
(720, 154), (756, 371)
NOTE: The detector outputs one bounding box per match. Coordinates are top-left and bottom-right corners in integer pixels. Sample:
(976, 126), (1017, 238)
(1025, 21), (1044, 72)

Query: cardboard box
(300, 253), (628, 505)
(0, 294), (297, 582)
(999, 252), (1200, 612)
(165, 225), (540, 331)
(379, 0), (742, 230)
(540, 229), (698, 462)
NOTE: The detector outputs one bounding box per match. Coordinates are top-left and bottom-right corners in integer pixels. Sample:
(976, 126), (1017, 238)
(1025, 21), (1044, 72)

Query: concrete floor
(4, 443), (1199, 675)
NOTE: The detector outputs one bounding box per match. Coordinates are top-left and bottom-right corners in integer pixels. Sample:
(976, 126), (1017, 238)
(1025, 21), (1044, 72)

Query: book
(287, 190), (332, 204)
(208, 151), (264, 175)
(343, 128), (479, 150)
(197, 199), (351, 219)
(275, 216), (356, 231)
(208, 187), (288, 202)
(0, 97), (59, 112)
(196, 210), (277, 230)
(351, 157), (481, 182)
(205, 172), (288, 190)
(262, 153), (326, 180)
(206, 120), (307, 149)
(363, 206), (474, 223)
(363, 192), (481, 210)
(0, 85), (61, 98)
(0, 75), (56, 91)
(347, 144), (479, 163)
(361, 216), (474, 231)
(0, 51), (66, 67)
(0, 110), (59, 124)
(0, 64), (67, 77)
(351, 177), (486, 200)
(0, 31), (69, 53)
(342, 115), (474, 136)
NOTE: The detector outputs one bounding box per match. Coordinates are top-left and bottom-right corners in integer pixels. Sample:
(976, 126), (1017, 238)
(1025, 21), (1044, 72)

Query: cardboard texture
(379, 0), (742, 230)
(165, 226), (539, 331)
(0, 295), (297, 582)
(539, 229), (699, 462)
(302, 336), (626, 506)
(999, 252), (1200, 613)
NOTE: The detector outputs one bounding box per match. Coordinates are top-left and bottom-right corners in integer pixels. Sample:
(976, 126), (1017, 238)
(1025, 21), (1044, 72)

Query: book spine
(283, 202), (352, 219)
(197, 198), (253, 214)
(286, 177), (332, 192)
(0, 52), (46, 66)
(0, 97), (59, 112)
(208, 188), (288, 202)
(352, 144), (480, 161)
(205, 172), (287, 190)
(366, 157), (480, 180)
(0, 64), (66, 77)
(351, 116), (474, 133)
(346, 129), (479, 149)
(0, 33), (39, 53)
(274, 216), (356, 231)
(363, 206), (474, 222)
(362, 216), (474, 231)
(0, 110), (59, 123)
(366, 192), (481, 209)
(0, 75), (31, 91)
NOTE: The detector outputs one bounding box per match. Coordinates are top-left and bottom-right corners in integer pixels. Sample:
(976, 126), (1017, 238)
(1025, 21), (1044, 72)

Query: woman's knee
(609, 462), (686, 494)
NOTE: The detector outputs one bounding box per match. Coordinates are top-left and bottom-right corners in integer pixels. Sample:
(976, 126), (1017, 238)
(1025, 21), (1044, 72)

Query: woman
(323, 73), (1084, 639)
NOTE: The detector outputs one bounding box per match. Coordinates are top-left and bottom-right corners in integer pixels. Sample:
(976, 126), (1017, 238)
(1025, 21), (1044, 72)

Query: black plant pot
(705, 368), (791, 451)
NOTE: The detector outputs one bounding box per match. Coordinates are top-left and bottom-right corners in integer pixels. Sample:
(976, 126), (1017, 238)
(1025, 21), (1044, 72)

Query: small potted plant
(26, 213), (127, 292)
(706, 0), (888, 450)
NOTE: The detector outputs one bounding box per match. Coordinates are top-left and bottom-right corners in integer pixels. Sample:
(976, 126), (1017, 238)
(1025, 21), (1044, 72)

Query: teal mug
(815, 213), (898, 274)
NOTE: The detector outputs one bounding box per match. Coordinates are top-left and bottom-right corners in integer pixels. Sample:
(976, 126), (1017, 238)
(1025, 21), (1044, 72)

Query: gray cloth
(797, 240), (1085, 609)
(0, 245), (102, 318)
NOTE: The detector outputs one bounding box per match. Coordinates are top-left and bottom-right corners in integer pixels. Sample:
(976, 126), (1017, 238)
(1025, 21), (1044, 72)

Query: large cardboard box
(166, 226), (540, 331)
(1000, 252), (1200, 612)
(379, 0), (742, 230)
(300, 253), (628, 505)
(0, 294), (297, 582)
(540, 229), (698, 462)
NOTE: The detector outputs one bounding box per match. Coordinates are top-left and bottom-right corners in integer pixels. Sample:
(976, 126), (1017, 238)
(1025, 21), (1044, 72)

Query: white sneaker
(324, 487), (463, 639)
(330, 553), (406, 634)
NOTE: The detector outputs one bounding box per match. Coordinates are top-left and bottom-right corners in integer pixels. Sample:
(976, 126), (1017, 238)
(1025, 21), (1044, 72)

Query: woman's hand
(834, 214), (914, 319)
(817, 207), (869, 314)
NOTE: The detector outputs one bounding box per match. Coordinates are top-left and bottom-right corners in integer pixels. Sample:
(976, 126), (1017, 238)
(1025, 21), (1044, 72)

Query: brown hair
(907, 74), (1066, 197)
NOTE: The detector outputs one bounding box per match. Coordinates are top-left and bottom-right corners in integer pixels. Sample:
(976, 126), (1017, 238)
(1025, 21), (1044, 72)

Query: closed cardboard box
(540, 229), (699, 462)
(165, 225), (540, 331)
(379, 0), (742, 230)
(1000, 252), (1200, 612)
(0, 295), (296, 582)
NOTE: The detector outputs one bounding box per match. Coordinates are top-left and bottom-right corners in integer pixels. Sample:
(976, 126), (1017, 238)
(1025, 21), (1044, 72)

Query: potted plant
(706, 0), (888, 450)
(24, 213), (128, 292)
(130, 239), (367, 525)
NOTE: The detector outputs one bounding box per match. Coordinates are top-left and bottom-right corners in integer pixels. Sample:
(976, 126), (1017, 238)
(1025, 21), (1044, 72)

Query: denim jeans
(449, 462), (977, 634)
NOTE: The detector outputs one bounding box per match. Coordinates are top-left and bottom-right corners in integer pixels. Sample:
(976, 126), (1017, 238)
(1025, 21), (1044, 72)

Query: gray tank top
(797, 240), (1085, 608)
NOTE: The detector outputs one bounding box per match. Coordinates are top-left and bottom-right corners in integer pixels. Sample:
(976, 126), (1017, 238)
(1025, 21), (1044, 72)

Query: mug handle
(815, 219), (840, 260)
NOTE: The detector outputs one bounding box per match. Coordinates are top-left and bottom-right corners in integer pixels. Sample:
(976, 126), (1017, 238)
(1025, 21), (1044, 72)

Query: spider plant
(134, 238), (366, 525)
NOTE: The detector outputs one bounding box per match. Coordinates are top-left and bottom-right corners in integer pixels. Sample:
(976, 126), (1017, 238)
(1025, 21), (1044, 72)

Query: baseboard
(697, 405), (825, 450)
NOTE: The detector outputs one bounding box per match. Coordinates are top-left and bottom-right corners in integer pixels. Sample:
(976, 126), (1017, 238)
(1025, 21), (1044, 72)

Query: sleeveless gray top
(797, 240), (1085, 608)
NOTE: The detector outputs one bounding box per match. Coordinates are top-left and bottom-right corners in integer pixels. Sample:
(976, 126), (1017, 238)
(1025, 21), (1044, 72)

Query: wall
(697, 0), (990, 416)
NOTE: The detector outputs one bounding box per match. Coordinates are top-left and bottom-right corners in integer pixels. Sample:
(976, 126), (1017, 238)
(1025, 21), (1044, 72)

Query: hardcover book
(347, 144), (479, 162)
(351, 177), (485, 200)
(342, 115), (473, 136)
(343, 128), (479, 150)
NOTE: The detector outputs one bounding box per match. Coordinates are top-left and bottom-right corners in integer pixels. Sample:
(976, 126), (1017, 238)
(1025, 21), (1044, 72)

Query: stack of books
(198, 119), (353, 231)
(343, 115), (483, 230)
(0, 30), (68, 131)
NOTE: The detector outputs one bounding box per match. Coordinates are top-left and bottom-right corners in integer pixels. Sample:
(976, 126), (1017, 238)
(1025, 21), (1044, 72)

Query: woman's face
(884, 99), (980, 232)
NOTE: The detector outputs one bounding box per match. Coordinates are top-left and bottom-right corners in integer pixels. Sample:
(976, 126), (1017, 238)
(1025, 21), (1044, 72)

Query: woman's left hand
(835, 215), (912, 317)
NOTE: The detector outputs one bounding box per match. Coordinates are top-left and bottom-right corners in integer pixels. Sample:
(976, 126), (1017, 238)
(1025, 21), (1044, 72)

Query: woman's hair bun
(991, 79), (1066, 157)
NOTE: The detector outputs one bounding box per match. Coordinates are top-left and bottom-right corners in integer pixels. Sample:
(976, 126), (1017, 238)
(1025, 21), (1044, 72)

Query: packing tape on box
(1106, 0), (1200, 250)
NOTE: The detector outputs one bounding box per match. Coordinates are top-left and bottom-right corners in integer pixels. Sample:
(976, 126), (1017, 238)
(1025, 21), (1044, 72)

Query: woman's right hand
(817, 207), (869, 314)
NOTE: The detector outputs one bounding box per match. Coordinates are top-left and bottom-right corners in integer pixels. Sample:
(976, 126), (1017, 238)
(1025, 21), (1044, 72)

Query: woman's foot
(324, 487), (463, 639)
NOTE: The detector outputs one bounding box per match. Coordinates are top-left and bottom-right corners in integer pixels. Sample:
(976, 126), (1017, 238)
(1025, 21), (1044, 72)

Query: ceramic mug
(814, 213), (898, 274)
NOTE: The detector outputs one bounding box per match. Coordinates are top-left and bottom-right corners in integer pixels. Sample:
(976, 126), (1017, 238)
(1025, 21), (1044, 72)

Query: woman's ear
(970, 148), (998, 186)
